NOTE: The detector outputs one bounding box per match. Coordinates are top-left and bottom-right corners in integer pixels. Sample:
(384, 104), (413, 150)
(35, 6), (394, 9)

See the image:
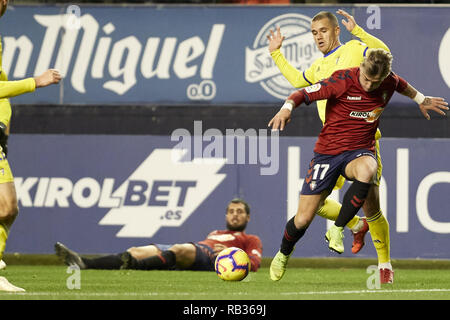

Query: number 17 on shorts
(301, 153), (342, 195)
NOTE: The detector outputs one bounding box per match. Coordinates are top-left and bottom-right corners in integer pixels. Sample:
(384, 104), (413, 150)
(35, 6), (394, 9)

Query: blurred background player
(0, 0), (61, 292)
(55, 198), (263, 272)
(268, 49), (448, 283)
(267, 9), (446, 281)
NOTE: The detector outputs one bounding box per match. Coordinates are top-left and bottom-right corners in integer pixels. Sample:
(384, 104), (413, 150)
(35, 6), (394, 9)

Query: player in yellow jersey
(0, 0), (61, 292)
(268, 10), (448, 283)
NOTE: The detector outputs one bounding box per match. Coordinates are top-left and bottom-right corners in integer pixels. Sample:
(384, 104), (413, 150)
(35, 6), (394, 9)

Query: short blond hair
(312, 11), (339, 28)
(361, 48), (393, 79)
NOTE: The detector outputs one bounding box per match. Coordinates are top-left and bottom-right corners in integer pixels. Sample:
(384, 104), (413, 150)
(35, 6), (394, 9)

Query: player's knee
(355, 161), (378, 183)
(127, 246), (138, 257)
(294, 214), (313, 229)
(127, 246), (148, 259)
(168, 244), (184, 255)
(169, 243), (194, 258)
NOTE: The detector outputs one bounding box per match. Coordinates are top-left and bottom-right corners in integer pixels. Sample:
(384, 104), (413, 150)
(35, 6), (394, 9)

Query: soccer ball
(215, 247), (250, 281)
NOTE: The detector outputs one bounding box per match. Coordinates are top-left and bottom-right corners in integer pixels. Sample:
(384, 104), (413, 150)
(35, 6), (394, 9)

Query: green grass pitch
(1, 256), (450, 301)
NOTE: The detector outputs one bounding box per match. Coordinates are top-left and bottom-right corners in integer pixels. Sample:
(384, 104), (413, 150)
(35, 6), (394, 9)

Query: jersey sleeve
(0, 98), (11, 128)
(393, 73), (409, 93)
(0, 78), (36, 99)
(351, 25), (390, 53)
(270, 49), (314, 88)
(244, 235), (263, 272)
(287, 69), (352, 107)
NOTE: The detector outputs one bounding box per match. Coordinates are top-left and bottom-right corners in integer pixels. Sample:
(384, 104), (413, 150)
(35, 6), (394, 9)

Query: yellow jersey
(0, 37), (37, 184)
(271, 25), (390, 125)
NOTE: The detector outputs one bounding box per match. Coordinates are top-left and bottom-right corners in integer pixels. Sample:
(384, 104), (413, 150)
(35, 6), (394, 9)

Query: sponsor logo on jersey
(208, 233), (237, 242)
(349, 107), (384, 122)
(347, 96), (362, 100)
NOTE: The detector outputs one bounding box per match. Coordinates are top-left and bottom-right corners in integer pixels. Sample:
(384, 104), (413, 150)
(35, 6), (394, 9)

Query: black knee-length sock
(280, 217), (307, 256)
(129, 250), (176, 270)
(82, 253), (125, 270)
(335, 180), (372, 228)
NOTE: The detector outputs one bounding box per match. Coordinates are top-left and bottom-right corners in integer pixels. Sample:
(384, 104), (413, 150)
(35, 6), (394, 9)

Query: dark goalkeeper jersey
(288, 67), (408, 155)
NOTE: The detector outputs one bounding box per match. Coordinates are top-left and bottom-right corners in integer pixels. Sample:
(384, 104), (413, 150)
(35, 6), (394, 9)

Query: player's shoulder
(330, 67), (359, 80)
(342, 40), (367, 56)
(343, 39), (367, 49)
(384, 71), (400, 85)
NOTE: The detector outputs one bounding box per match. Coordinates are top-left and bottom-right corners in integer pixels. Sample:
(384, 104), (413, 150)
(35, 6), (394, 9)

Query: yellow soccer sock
(0, 223), (8, 261)
(316, 198), (360, 230)
(366, 211), (390, 264)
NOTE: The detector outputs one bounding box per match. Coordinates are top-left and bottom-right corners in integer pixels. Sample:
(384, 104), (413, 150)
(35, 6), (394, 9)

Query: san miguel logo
(245, 13), (322, 99)
(2, 12), (225, 97)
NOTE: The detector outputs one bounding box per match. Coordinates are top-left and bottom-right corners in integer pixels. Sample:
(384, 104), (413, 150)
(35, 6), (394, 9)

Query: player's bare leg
(127, 245), (161, 260)
(270, 193), (325, 281)
(0, 182), (19, 229)
(167, 243), (196, 269)
(122, 243), (196, 270)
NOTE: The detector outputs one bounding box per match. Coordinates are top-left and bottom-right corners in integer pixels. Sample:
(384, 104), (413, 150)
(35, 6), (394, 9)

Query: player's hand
(337, 9), (357, 32)
(268, 108), (291, 131)
(267, 26), (285, 53)
(213, 244), (227, 254)
(419, 96), (449, 120)
(34, 69), (62, 88)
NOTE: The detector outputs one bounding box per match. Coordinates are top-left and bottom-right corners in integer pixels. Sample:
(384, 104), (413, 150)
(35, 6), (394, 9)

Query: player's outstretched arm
(0, 69), (61, 99)
(337, 9), (390, 52)
(399, 82), (448, 120)
(267, 26), (285, 54)
(418, 97), (448, 120)
(268, 69), (350, 130)
(0, 78), (35, 99)
(337, 9), (357, 32)
(267, 27), (313, 88)
(34, 69), (62, 88)
(268, 100), (293, 131)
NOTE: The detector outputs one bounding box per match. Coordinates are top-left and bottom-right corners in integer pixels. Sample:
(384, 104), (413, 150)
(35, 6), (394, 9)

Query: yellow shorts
(333, 129), (382, 190)
(0, 157), (14, 184)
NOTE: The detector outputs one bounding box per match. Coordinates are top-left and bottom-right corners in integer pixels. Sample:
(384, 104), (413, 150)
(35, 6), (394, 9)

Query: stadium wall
(1, 4), (449, 105)
(6, 134), (450, 260)
(9, 104), (450, 138)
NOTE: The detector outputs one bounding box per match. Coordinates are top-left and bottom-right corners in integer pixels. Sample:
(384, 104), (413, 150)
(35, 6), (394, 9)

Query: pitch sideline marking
(280, 288), (450, 295)
(1, 288), (450, 297)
